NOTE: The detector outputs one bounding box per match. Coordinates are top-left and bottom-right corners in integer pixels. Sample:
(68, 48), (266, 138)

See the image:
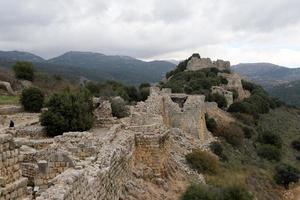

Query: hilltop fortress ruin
(0, 54), (250, 200)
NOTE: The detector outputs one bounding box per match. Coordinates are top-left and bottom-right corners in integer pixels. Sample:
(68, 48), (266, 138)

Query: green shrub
(205, 114), (217, 133)
(223, 186), (254, 200)
(274, 164), (299, 189)
(181, 184), (219, 200)
(207, 93), (227, 108)
(228, 102), (255, 114)
(215, 123), (244, 147)
(20, 87), (44, 112)
(12, 61), (34, 81)
(40, 90), (94, 136)
(181, 184), (253, 200)
(257, 144), (281, 161)
(291, 138), (300, 151)
(110, 97), (129, 118)
(186, 149), (219, 174)
(242, 126), (256, 139)
(257, 131), (282, 149)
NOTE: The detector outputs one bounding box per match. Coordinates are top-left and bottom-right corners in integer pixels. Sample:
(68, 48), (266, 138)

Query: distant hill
(0, 51), (176, 85)
(232, 63), (300, 89)
(0, 51), (45, 63)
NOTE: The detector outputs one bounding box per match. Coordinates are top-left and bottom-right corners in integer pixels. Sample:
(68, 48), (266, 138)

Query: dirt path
(293, 186), (300, 200)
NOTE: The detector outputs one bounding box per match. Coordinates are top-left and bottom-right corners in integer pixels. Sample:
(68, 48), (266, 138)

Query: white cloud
(0, 0), (299, 67)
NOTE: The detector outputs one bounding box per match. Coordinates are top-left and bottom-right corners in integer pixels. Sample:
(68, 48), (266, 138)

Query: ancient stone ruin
(0, 83), (228, 200)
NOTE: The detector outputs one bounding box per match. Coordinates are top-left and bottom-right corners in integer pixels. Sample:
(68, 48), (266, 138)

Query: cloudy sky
(0, 0), (300, 67)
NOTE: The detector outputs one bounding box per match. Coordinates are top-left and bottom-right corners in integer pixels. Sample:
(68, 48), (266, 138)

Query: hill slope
(0, 51), (176, 85)
(269, 80), (300, 106)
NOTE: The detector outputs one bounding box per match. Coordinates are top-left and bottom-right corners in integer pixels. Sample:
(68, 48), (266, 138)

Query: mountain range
(232, 63), (300, 89)
(0, 51), (176, 85)
(233, 63), (300, 106)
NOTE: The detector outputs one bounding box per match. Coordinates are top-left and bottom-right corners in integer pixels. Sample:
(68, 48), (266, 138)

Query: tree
(20, 87), (44, 112)
(40, 90), (94, 136)
(12, 61), (34, 81)
(274, 164), (299, 189)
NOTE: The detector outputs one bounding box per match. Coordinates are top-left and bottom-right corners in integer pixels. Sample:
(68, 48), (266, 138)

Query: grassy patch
(0, 95), (19, 105)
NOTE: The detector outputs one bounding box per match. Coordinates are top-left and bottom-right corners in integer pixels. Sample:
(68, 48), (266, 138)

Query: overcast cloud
(0, 0), (300, 67)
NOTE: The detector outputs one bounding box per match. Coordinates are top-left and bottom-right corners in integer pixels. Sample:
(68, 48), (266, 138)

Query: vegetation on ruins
(181, 184), (253, 200)
(40, 90), (94, 136)
(162, 67), (228, 98)
(185, 149), (219, 174)
(20, 87), (44, 112)
(12, 61), (35, 81)
(206, 93), (227, 108)
(110, 97), (130, 118)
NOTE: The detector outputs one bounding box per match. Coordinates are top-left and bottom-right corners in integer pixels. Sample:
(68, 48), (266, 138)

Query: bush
(20, 87), (44, 112)
(40, 90), (94, 136)
(214, 123), (244, 147)
(242, 126), (255, 139)
(229, 89), (239, 100)
(186, 149), (219, 174)
(257, 144), (281, 161)
(291, 138), (300, 151)
(223, 186), (254, 200)
(257, 131), (282, 149)
(228, 102), (255, 114)
(207, 93), (227, 108)
(12, 61), (34, 81)
(181, 184), (253, 200)
(181, 184), (219, 200)
(110, 97), (130, 118)
(139, 83), (150, 101)
(274, 164), (299, 189)
(210, 142), (223, 157)
(205, 114), (217, 133)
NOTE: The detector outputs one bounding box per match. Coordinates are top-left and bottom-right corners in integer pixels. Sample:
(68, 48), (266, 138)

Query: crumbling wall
(0, 134), (28, 200)
(186, 56), (230, 71)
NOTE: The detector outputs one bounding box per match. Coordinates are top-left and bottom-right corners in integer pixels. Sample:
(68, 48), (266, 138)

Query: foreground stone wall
(0, 134), (28, 200)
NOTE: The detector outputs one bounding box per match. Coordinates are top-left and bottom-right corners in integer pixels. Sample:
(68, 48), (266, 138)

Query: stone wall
(0, 134), (28, 200)
(36, 128), (135, 200)
(186, 56), (230, 71)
